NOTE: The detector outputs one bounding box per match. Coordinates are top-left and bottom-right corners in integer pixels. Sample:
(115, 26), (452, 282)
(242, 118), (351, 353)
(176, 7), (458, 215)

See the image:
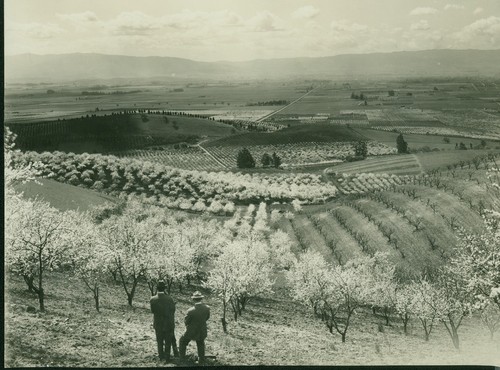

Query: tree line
(236, 148), (282, 169)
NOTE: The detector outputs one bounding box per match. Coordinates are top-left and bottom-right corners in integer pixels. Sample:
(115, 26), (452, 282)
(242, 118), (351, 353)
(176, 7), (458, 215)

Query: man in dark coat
(150, 280), (176, 361)
(179, 291), (210, 364)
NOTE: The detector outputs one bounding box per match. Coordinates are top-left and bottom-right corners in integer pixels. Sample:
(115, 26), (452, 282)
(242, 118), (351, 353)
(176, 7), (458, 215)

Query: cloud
(163, 9), (243, 30)
(453, 16), (500, 47)
(292, 6), (320, 20)
(57, 11), (98, 24)
(461, 16), (500, 36)
(410, 20), (430, 31)
(106, 12), (163, 35)
(330, 20), (368, 33)
(410, 7), (438, 16)
(247, 11), (284, 32)
(103, 9), (245, 36)
(473, 7), (484, 15)
(7, 22), (64, 39)
(444, 4), (465, 11)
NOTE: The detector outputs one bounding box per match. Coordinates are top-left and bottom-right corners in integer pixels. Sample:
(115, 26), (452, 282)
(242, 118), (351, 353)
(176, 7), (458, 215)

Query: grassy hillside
(7, 113), (235, 153)
(327, 154), (422, 175)
(5, 272), (499, 367)
(14, 178), (117, 212)
(355, 128), (492, 150)
(326, 149), (499, 175)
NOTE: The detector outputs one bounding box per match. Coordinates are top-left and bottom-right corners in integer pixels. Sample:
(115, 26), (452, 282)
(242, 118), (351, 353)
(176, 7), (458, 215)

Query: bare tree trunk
(443, 321), (461, 350)
(127, 278), (139, 307)
(94, 286), (100, 312)
(147, 281), (156, 296)
(38, 287), (45, 312)
(420, 318), (432, 341)
(383, 306), (390, 326)
(221, 300), (228, 333)
(23, 274), (38, 293)
(230, 298), (238, 321)
(38, 252), (45, 312)
(401, 313), (409, 335)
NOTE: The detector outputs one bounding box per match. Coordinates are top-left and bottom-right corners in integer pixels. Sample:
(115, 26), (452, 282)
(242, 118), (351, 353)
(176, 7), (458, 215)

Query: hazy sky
(5, 0), (500, 61)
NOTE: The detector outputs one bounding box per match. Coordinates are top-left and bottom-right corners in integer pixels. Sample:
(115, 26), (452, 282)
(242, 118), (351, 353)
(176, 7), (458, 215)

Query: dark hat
(191, 291), (204, 300)
(157, 280), (166, 292)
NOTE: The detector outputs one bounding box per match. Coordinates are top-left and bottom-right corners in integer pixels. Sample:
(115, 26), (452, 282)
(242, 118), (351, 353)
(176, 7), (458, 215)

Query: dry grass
(5, 272), (500, 367)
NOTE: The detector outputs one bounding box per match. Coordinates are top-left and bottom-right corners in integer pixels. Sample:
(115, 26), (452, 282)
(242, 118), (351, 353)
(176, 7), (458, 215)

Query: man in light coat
(179, 291), (210, 364)
(150, 280), (176, 361)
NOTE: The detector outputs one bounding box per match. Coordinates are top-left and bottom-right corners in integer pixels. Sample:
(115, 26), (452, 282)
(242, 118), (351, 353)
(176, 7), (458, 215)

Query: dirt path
(196, 140), (228, 169)
(411, 154), (424, 174)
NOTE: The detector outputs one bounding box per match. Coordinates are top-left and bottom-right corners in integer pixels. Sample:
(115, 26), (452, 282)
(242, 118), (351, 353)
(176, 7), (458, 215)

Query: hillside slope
(14, 178), (117, 212)
(5, 272), (499, 366)
(7, 113), (235, 152)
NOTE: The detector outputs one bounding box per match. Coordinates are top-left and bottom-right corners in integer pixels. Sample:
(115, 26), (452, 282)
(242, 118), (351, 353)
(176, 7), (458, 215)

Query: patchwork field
(4, 80), (308, 123)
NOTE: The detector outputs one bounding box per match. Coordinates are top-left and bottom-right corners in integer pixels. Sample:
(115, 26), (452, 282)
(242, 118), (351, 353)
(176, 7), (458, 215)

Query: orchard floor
(4, 272), (500, 367)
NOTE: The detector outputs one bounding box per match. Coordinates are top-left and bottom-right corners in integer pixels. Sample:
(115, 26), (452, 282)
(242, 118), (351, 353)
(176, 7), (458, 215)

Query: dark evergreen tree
(396, 134), (409, 154)
(354, 141), (368, 159)
(261, 153), (272, 167)
(237, 148), (255, 168)
(272, 152), (282, 168)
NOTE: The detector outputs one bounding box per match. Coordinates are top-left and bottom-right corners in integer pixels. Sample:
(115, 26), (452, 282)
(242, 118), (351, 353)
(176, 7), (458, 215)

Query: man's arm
(184, 309), (193, 326)
(150, 298), (156, 313)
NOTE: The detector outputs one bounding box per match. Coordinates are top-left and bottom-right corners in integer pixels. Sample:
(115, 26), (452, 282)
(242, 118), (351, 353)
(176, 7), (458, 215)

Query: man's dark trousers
(155, 329), (174, 360)
(179, 335), (205, 362)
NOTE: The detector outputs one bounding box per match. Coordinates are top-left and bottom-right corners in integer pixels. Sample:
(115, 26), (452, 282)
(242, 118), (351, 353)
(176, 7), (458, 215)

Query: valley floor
(5, 272), (500, 367)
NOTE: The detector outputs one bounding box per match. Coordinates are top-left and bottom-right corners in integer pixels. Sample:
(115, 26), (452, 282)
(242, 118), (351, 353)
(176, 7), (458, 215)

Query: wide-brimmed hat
(191, 291), (204, 299)
(157, 280), (166, 292)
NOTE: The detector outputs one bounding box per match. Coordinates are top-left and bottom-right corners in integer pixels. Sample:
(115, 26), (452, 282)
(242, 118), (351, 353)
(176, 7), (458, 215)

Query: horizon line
(5, 47), (500, 64)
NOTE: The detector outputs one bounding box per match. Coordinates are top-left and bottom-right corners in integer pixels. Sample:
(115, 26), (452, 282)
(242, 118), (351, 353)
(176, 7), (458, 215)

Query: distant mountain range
(5, 49), (500, 82)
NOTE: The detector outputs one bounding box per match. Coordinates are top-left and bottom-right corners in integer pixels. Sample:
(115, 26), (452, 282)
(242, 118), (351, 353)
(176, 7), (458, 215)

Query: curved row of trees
(10, 150), (338, 208)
